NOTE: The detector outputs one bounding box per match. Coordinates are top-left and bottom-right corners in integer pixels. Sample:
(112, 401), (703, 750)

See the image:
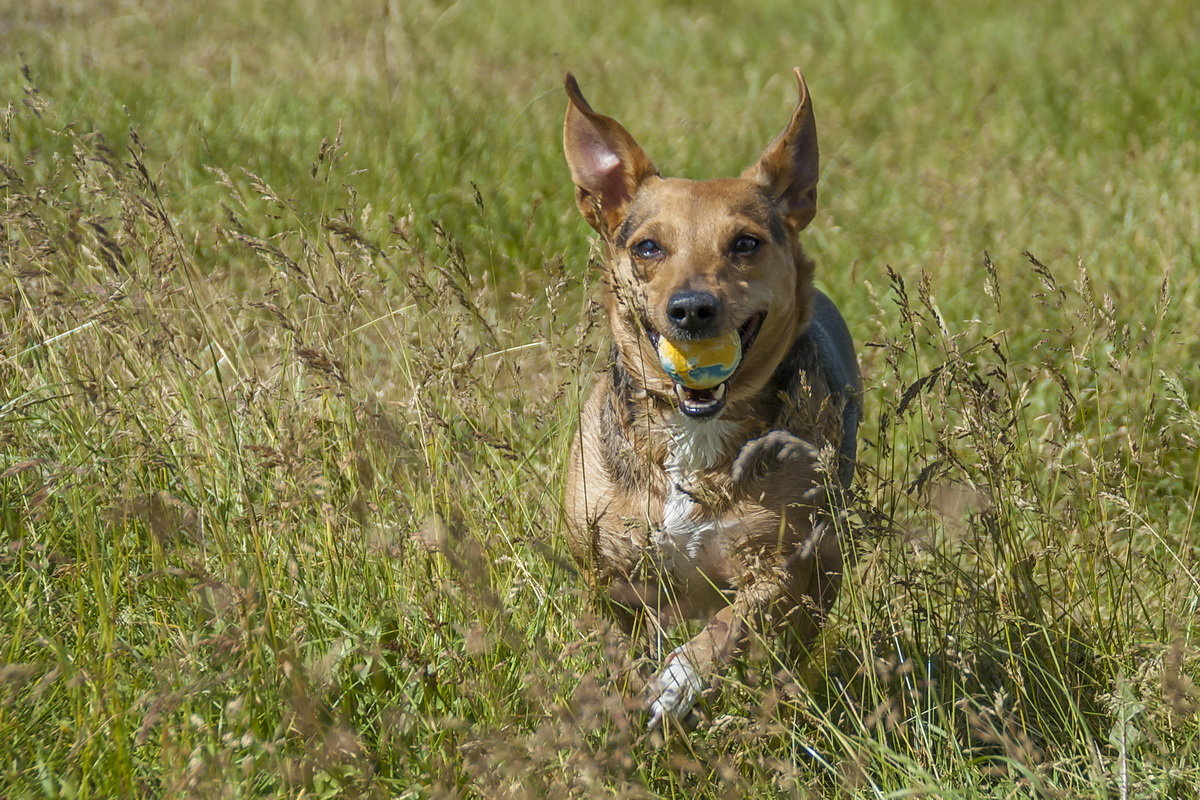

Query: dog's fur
(562, 70), (860, 727)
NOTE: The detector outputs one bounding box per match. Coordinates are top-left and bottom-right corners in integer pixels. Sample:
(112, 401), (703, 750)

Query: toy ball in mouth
(655, 331), (742, 389)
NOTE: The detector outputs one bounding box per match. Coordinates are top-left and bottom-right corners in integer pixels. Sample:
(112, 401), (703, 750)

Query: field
(2, 0), (1199, 796)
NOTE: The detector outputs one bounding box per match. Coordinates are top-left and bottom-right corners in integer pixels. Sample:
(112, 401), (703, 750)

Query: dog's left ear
(563, 73), (658, 237)
(742, 68), (819, 232)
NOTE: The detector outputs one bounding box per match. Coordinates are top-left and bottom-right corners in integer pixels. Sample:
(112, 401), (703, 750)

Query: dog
(561, 69), (860, 728)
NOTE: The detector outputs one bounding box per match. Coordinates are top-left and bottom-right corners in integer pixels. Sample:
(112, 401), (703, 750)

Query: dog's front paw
(731, 430), (819, 484)
(645, 647), (704, 730)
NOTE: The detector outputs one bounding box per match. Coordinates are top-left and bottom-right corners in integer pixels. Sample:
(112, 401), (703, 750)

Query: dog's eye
(731, 235), (761, 255)
(632, 239), (664, 259)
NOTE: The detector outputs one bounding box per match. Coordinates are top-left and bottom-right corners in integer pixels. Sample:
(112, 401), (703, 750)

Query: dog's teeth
(672, 381), (728, 418)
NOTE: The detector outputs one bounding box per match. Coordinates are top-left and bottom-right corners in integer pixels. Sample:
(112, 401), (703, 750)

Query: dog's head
(564, 70), (819, 419)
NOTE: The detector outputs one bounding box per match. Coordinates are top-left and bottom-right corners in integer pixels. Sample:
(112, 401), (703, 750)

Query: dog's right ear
(563, 74), (657, 237)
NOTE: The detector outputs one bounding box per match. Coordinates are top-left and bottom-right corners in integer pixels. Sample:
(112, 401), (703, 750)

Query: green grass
(2, 0), (1199, 796)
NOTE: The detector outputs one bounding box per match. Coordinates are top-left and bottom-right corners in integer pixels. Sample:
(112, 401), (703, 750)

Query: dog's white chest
(653, 416), (738, 576)
(657, 484), (722, 573)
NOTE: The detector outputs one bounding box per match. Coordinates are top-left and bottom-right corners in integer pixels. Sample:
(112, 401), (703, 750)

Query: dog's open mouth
(672, 383), (726, 418)
(648, 312), (765, 419)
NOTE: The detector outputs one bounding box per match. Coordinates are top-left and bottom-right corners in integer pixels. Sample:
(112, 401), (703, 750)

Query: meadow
(1, 0), (1198, 796)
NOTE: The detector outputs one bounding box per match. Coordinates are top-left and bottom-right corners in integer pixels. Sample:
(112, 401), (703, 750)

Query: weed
(2, 1), (1199, 796)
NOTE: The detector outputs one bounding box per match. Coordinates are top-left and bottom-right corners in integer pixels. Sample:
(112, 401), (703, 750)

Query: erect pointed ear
(742, 68), (819, 232)
(563, 73), (658, 237)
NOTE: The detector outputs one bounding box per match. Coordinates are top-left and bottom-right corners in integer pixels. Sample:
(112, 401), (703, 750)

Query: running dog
(562, 69), (860, 728)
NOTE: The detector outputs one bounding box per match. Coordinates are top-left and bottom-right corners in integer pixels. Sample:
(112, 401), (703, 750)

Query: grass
(2, 0), (1199, 796)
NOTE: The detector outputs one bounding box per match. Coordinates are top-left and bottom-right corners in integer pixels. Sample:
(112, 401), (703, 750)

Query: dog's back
(808, 289), (861, 488)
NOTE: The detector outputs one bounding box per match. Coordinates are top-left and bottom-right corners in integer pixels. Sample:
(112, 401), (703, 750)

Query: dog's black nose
(666, 290), (721, 336)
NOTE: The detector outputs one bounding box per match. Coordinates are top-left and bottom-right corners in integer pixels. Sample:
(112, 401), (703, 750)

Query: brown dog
(562, 69), (860, 728)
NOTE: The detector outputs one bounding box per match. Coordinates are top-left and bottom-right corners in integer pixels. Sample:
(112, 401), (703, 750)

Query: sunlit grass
(2, 0), (1198, 796)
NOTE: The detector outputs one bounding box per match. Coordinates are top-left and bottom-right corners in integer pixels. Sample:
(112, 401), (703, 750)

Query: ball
(655, 331), (742, 389)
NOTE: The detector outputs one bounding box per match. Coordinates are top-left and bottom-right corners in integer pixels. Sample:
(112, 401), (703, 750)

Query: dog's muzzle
(649, 312), (764, 419)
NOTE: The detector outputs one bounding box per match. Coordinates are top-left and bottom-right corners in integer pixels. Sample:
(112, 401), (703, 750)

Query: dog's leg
(780, 520), (843, 655)
(645, 566), (791, 728)
(605, 580), (663, 639)
(645, 515), (842, 728)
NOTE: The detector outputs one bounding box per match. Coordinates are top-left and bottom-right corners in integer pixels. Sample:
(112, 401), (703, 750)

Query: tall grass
(2, 0), (1198, 796)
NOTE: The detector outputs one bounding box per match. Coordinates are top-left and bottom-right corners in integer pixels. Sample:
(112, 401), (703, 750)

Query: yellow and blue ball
(656, 332), (742, 389)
